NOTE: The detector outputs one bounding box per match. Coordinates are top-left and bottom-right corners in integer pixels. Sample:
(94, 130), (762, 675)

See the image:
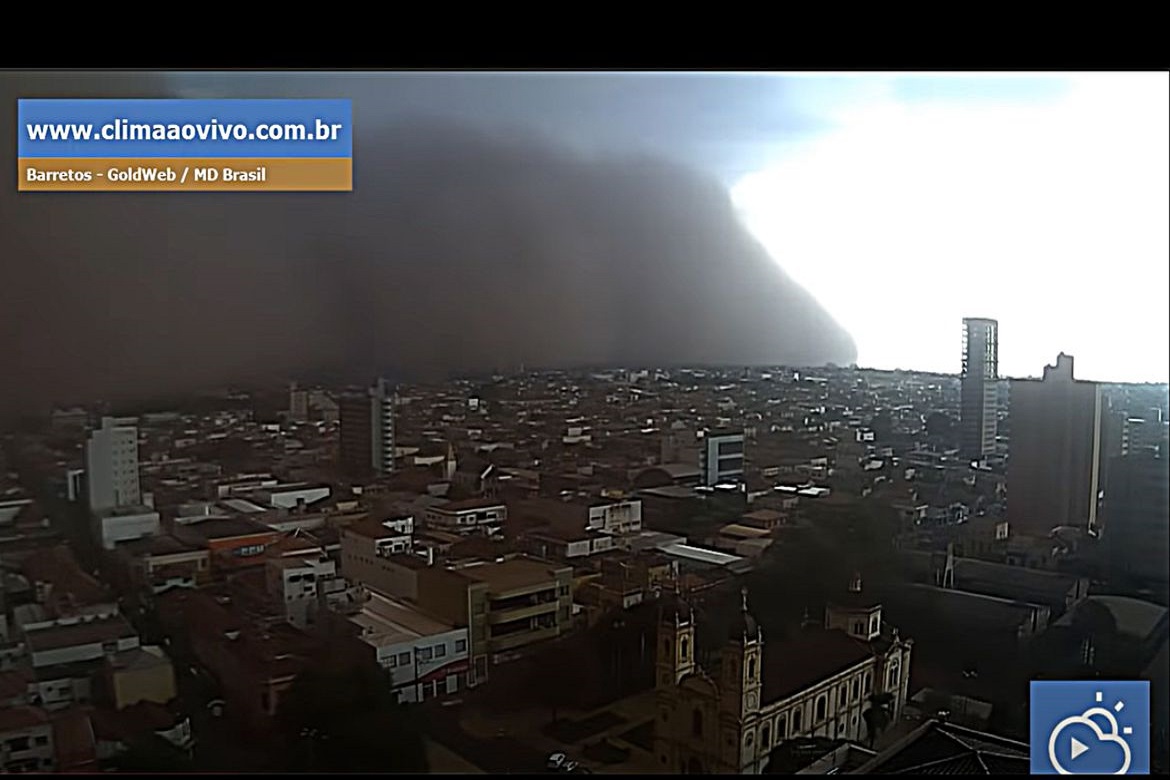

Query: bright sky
(732, 73), (1170, 383)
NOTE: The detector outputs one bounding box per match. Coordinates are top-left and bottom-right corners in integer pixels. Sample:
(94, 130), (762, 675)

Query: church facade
(653, 577), (913, 773)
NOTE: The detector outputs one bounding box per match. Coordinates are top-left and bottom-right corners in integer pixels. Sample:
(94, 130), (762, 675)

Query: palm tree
(862, 692), (895, 749)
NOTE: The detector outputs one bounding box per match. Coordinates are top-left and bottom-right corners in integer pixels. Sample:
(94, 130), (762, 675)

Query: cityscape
(0, 70), (1167, 775)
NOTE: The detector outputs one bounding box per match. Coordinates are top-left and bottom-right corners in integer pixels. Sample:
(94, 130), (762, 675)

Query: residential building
(103, 645), (177, 710)
(0, 706), (54, 772)
(94, 505), (161, 550)
(265, 553), (342, 630)
(347, 591), (470, 703)
(700, 429), (746, 487)
(960, 318), (999, 461)
(24, 615), (140, 670)
(1007, 354), (1103, 537)
(423, 498), (506, 535)
(85, 416), (141, 512)
(340, 516), (423, 592)
(416, 557), (574, 683)
(338, 378), (395, 480)
(654, 580), (913, 773)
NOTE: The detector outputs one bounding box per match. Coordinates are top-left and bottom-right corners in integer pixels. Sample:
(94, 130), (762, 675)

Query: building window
(681, 638), (689, 660)
(7, 736), (30, 751)
(761, 724), (770, 748)
(456, 639), (467, 653)
(864, 672), (872, 693)
(792, 708), (803, 733)
(815, 695), (827, 722)
(398, 652), (411, 666)
(748, 657), (756, 680)
(850, 678), (859, 701)
(840, 684), (847, 710)
(852, 620), (864, 635)
(418, 647), (433, 661)
(692, 709), (703, 737)
(777, 714), (787, 739)
(387, 656), (398, 668)
(888, 663), (900, 689)
(435, 644), (447, 658)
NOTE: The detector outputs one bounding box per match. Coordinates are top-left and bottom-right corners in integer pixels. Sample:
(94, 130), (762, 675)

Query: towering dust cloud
(0, 73), (856, 413)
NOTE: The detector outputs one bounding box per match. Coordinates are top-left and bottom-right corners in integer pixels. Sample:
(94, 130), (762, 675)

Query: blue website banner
(18, 99), (353, 159)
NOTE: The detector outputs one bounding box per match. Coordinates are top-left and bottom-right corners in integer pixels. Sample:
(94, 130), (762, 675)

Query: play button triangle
(1070, 737), (1089, 760)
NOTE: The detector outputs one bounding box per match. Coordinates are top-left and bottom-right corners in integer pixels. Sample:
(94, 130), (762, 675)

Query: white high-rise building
(85, 416), (141, 512)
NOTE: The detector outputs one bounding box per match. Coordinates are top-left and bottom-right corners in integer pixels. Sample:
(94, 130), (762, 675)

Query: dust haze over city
(0, 70), (1166, 775)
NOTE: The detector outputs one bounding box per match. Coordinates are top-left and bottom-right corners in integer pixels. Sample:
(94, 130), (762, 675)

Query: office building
(700, 429), (745, 487)
(960, 318), (999, 460)
(85, 417), (141, 512)
(1006, 354), (1103, 537)
(1103, 449), (1169, 587)
(338, 379), (395, 480)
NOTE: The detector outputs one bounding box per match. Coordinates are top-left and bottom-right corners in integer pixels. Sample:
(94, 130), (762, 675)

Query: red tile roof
(0, 705), (50, 733)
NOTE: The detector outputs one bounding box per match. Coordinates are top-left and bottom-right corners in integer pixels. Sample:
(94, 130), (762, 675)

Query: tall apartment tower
(960, 317), (999, 460)
(85, 416), (141, 512)
(339, 378), (395, 480)
(1006, 354), (1103, 537)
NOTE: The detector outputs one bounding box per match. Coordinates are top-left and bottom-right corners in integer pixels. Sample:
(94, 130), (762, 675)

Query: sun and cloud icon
(1031, 681), (1150, 775)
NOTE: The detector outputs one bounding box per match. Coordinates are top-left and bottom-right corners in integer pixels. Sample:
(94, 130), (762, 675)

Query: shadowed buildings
(338, 379), (396, 481)
(1006, 354), (1103, 538)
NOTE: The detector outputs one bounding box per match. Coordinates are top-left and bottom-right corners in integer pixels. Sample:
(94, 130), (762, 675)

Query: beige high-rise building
(1007, 354), (1103, 538)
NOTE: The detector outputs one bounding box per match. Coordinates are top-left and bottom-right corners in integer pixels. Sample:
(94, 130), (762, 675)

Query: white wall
(30, 633), (139, 669)
(86, 418), (140, 512)
(376, 627), (470, 703)
(99, 510), (160, 550)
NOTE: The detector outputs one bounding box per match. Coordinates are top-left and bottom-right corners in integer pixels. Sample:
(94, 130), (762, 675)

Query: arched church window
(815, 695), (827, 722)
(681, 637), (689, 660)
(748, 657), (756, 680)
(792, 707), (802, 733)
(761, 724), (771, 748)
(692, 708), (703, 737)
(777, 714), (787, 739)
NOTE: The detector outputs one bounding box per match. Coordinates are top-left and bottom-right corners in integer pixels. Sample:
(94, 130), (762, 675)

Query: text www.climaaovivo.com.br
(24, 117), (345, 143)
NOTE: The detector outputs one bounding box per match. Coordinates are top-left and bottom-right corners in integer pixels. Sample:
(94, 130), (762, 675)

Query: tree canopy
(275, 660), (429, 773)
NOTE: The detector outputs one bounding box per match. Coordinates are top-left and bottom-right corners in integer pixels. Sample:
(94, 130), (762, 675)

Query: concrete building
(288, 382), (309, 423)
(1007, 354), (1103, 537)
(94, 506), (160, 551)
(103, 645), (177, 710)
(0, 706), (54, 772)
(960, 318), (999, 461)
(265, 553), (342, 629)
(1103, 450), (1169, 587)
(348, 591), (470, 703)
(700, 430), (746, 487)
(85, 417), (141, 512)
(340, 526), (428, 602)
(654, 581), (912, 774)
(338, 379), (395, 480)
(416, 557), (574, 684)
(423, 499), (506, 535)
(24, 615), (140, 670)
